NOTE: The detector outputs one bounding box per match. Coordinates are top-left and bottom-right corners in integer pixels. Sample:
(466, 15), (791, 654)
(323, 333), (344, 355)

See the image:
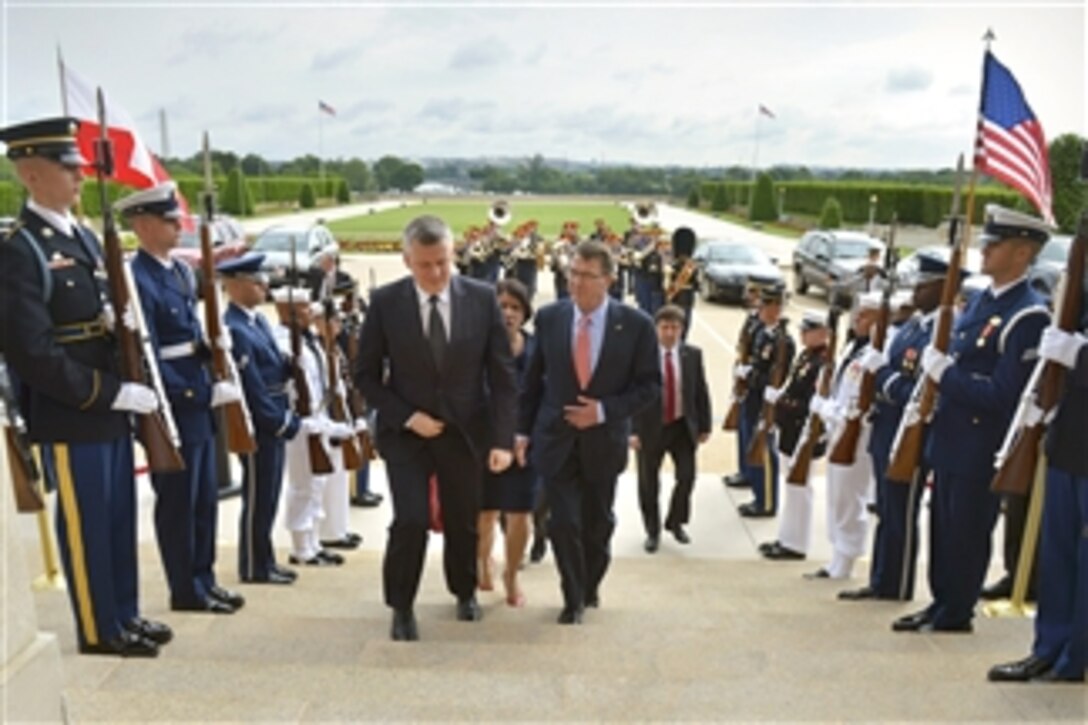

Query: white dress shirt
(660, 344), (683, 419)
(415, 283), (451, 341)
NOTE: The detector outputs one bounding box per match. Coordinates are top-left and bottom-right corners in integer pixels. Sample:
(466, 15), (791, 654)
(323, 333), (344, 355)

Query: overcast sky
(1, 1), (1084, 170)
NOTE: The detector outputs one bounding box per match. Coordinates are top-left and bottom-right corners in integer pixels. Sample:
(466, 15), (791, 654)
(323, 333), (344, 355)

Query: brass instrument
(489, 199), (513, 226)
(665, 258), (697, 303)
(634, 201), (658, 226)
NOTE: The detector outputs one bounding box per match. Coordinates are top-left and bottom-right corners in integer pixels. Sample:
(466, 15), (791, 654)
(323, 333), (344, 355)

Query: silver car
(251, 223), (340, 288)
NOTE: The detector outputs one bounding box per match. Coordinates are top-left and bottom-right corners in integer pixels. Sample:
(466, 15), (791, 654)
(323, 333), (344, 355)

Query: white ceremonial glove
(859, 345), (888, 374)
(921, 345), (952, 383)
(808, 394), (825, 415)
(327, 421), (354, 441)
(121, 302), (137, 332)
(1038, 326), (1087, 370)
(100, 302), (116, 330)
(111, 383), (159, 414)
(763, 385), (784, 405)
(734, 364), (752, 380)
(818, 397), (844, 427)
(216, 331), (233, 352)
(353, 417), (369, 433)
(210, 381), (243, 408)
(299, 416), (325, 435)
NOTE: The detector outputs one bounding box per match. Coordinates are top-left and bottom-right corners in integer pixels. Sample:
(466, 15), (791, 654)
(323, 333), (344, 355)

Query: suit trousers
(868, 449), (925, 600)
(383, 430), (481, 610)
(545, 438), (621, 610)
(42, 438), (137, 648)
(1032, 467), (1087, 679)
(926, 469), (1002, 626)
(637, 418), (696, 537)
(150, 435), (219, 607)
(239, 435), (286, 581)
(1001, 492), (1038, 592)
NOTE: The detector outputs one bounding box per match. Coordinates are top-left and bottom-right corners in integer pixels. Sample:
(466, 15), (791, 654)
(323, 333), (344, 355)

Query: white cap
(114, 181), (183, 220)
(799, 308), (826, 331)
(978, 204), (1051, 246)
(271, 286), (312, 304)
(856, 290), (883, 311)
(890, 289), (914, 310)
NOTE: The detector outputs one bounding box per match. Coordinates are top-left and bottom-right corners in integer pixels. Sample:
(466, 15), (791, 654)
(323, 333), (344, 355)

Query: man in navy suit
(894, 205), (1051, 634)
(356, 215), (517, 641)
(517, 240), (660, 624)
(119, 182), (245, 615)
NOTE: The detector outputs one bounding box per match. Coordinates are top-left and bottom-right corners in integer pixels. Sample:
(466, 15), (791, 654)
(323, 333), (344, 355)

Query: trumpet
(469, 237), (493, 263)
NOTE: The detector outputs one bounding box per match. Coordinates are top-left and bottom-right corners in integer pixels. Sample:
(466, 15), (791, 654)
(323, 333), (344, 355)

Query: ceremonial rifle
(991, 146), (1088, 495)
(746, 318), (791, 466)
(321, 297), (363, 470)
(200, 132), (256, 454)
(829, 216), (898, 464)
(886, 155), (967, 483)
(339, 290), (377, 461)
(1, 359), (44, 512)
(288, 238), (333, 475)
(723, 311), (757, 431)
(787, 307), (841, 485)
(94, 88), (184, 473)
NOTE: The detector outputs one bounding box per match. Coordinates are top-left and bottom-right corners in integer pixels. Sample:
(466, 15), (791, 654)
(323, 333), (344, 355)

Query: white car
(251, 223), (340, 288)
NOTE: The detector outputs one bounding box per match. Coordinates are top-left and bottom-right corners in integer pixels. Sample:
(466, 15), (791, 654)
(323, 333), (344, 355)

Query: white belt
(160, 341), (198, 361)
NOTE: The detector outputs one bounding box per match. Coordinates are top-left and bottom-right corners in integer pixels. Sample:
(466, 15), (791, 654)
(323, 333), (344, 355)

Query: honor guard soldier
(117, 182), (245, 614)
(894, 205), (1050, 634)
(759, 309), (828, 560)
(989, 282), (1088, 684)
(724, 283), (765, 490)
(737, 284), (795, 518)
(0, 117), (172, 655)
(220, 253), (323, 584)
(841, 252), (949, 601)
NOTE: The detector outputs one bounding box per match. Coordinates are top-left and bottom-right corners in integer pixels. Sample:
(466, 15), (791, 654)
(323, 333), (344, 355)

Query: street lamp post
(868, 194), (878, 234)
(778, 187), (786, 221)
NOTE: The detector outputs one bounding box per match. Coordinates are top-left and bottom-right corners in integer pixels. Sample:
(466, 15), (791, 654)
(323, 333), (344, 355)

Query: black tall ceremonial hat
(671, 227), (696, 258)
(0, 117), (87, 166)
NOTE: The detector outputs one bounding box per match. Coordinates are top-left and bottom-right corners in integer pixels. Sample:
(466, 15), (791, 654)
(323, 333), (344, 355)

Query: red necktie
(664, 349), (676, 423)
(575, 316), (592, 389)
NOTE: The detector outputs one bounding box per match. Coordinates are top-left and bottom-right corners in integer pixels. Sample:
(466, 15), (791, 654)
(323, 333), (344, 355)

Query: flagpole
(964, 28), (996, 236)
(57, 45), (68, 114)
(319, 107), (325, 185)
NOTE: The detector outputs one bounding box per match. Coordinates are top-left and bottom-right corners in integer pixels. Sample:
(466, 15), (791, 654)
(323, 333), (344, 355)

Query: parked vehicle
(0, 216), (16, 235)
(251, 223), (340, 288)
(792, 230), (885, 301)
(171, 214), (248, 296)
(1031, 235), (1071, 300)
(696, 240), (784, 304)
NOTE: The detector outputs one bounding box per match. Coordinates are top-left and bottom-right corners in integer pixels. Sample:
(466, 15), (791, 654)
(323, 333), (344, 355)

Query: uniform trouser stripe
(53, 443), (98, 645)
(899, 469), (922, 600)
(763, 446), (773, 511)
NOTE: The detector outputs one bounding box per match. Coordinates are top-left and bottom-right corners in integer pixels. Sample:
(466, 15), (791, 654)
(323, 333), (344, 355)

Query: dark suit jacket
(519, 299), (660, 480)
(633, 343), (712, 450)
(355, 275), (516, 462)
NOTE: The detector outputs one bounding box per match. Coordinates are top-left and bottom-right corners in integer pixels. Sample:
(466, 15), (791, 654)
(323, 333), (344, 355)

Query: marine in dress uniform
(738, 285), (795, 518)
(724, 285), (765, 490)
(220, 253), (322, 584)
(117, 182), (245, 614)
(0, 117), (171, 656)
(760, 309), (828, 559)
(894, 205), (1051, 633)
(989, 286), (1088, 684)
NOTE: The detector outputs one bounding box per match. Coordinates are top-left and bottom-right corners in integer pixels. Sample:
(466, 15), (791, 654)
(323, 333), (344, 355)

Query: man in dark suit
(517, 240), (660, 625)
(356, 215), (517, 642)
(631, 304), (712, 553)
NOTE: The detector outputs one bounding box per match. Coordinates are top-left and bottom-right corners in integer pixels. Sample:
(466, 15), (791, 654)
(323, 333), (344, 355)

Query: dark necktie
(429, 295), (447, 369)
(663, 349), (677, 423)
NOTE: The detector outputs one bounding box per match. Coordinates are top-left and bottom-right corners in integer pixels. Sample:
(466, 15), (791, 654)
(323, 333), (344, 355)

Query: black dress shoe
(270, 564), (298, 581)
(209, 585), (245, 610)
(289, 552), (343, 566)
(758, 540), (777, 554)
(738, 502), (774, 518)
(391, 609), (419, 641)
(126, 617), (173, 645)
(892, 609), (933, 632)
(320, 536), (361, 550)
(644, 535), (660, 553)
(988, 655), (1053, 682)
(585, 593), (600, 608)
(457, 597), (482, 622)
(557, 605), (584, 625)
(171, 597), (235, 614)
(80, 629), (159, 657)
(351, 491), (383, 508)
(803, 568), (830, 580)
(529, 538), (547, 563)
(243, 569), (295, 584)
(317, 549), (345, 565)
(838, 586), (877, 601)
(763, 542), (806, 561)
(921, 620), (973, 634)
(980, 575), (1013, 601)
(668, 525), (691, 545)
(723, 473), (749, 488)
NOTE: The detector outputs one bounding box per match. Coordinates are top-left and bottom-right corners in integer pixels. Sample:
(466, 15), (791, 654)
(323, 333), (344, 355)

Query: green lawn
(327, 198), (633, 240)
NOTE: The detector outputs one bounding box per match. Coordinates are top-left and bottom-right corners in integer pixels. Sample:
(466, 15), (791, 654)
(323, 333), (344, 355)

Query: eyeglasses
(569, 269), (606, 281)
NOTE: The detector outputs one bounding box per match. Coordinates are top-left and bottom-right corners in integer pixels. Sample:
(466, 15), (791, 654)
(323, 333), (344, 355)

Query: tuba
(489, 199), (513, 226)
(634, 201), (658, 226)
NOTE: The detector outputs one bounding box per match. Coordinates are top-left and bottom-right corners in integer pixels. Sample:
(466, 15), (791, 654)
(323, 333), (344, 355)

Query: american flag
(759, 104), (776, 119)
(974, 51), (1053, 223)
(318, 100), (336, 116)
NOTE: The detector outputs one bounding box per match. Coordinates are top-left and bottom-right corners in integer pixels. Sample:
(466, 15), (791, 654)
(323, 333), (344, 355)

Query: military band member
(738, 285), (795, 518)
(840, 253), (948, 601)
(724, 284), (765, 490)
(605, 234), (626, 301)
(118, 182), (245, 614)
(506, 221), (541, 301)
(631, 305), (712, 553)
(894, 205), (1050, 633)
(759, 310), (828, 560)
(220, 253), (323, 584)
(482, 220), (504, 282)
(0, 117), (171, 655)
(636, 232), (667, 318)
(551, 232), (574, 300)
(989, 295), (1087, 684)
(806, 293), (880, 578)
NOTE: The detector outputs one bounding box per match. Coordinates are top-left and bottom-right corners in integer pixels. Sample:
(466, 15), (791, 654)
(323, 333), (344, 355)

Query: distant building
(414, 181), (466, 195)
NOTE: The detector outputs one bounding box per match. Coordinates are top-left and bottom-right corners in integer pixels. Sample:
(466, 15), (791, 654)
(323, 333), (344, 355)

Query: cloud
(165, 26), (273, 64)
(523, 43), (547, 66)
(948, 83), (974, 97)
(418, 98), (496, 123)
(885, 66), (933, 93)
(342, 99), (394, 116)
(448, 37), (511, 70)
(234, 103), (298, 125)
(311, 45), (363, 72)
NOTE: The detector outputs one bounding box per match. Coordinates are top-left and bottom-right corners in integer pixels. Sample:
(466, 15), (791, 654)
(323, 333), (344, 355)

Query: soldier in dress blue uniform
(724, 284), (765, 491)
(117, 182), (246, 615)
(989, 282), (1087, 683)
(219, 253), (323, 584)
(839, 252), (950, 601)
(0, 117), (171, 656)
(894, 205), (1051, 633)
(737, 284), (795, 518)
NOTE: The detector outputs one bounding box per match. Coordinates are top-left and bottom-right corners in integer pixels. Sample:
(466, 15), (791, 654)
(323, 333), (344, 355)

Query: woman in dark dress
(477, 279), (538, 607)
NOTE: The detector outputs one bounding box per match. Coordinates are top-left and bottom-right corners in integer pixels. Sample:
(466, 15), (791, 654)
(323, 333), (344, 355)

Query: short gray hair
(575, 240), (615, 277)
(403, 215), (453, 251)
